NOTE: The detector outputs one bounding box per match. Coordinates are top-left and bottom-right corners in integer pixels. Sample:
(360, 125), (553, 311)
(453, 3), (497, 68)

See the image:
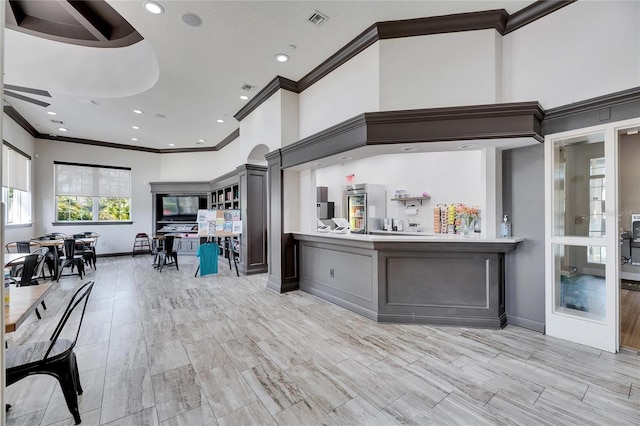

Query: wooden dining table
(4, 284), (52, 332)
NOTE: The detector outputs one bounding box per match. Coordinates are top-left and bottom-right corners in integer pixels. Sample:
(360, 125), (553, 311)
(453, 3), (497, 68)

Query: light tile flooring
(4, 255), (640, 425)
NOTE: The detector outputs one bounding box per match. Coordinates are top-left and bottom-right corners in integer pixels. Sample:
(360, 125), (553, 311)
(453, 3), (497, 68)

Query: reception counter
(293, 231), (523, 328)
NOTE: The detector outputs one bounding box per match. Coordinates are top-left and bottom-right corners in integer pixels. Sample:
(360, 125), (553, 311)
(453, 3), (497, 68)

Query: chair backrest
(16, 241), (33, 253)
(164, 235), (177, 254)
(32, 248), (48, 281)
(63, 238), (76, 259)
(44, 281), (95, 361)
(15, 254), (40, 286)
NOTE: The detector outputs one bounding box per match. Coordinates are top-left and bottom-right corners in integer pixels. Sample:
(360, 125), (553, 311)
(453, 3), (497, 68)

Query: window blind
(2, 144), (30, 192)
(55, 162), (131, 197)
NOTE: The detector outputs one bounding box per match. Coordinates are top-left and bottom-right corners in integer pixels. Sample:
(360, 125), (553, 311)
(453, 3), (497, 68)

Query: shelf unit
(391, 196), (430, 206)
(213, 183), (239, 210)
(209, 164), (268, 275)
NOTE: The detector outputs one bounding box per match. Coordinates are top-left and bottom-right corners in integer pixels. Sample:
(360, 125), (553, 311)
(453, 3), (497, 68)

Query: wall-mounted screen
(162, 196), (200, 217)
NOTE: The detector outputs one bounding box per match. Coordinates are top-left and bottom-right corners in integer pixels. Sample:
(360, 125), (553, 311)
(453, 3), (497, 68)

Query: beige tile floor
(4, 255), (640, 425)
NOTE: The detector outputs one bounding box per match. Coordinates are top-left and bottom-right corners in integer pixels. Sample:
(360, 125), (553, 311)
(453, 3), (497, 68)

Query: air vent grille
(241, 83), (256, 92)
(51, 119), (64, 124)
(307, 10), (328, 26)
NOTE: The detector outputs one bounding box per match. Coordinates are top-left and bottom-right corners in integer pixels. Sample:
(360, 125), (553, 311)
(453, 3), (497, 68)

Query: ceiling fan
(3, 84), (51, 107)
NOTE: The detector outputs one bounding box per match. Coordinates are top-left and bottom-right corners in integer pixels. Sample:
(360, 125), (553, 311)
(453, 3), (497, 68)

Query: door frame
(544, 117), (640, 352)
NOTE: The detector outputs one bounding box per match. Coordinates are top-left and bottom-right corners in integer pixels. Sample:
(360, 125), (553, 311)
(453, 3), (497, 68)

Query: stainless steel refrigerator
(345, 183), (386, 234)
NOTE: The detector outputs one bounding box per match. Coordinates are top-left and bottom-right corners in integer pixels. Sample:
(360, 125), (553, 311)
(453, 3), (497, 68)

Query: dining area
(3, 232), (99, 332)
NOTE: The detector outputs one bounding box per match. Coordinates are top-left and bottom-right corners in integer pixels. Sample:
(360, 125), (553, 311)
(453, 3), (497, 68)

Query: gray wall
(502, 144), (545, 332)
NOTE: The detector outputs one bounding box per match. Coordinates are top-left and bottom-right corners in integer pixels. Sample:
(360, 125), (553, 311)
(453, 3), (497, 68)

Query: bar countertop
(294, 230), (523, 244)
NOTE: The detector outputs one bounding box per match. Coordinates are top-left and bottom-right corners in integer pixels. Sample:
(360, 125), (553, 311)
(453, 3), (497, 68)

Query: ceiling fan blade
(3, 90), (51, 108)
(4, 84), (51, 98)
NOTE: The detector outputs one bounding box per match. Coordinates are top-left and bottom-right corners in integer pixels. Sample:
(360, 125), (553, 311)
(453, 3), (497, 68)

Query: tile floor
(4, 255), (640, 425)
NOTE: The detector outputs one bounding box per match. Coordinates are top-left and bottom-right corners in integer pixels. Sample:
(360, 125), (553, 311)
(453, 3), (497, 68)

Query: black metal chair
(8, 248), (49, 319)
(5, 281), (95, 425)
(57, 239), (85, 280)
(73, 234), (97, 270)
(157, 235), (179, 272)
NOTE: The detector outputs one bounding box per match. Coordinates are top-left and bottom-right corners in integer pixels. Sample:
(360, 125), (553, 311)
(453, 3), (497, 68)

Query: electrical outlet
(330, 268), (334, 278)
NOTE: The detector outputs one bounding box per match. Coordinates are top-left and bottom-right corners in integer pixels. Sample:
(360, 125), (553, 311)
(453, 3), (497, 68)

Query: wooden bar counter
(293, 231), (523, 328)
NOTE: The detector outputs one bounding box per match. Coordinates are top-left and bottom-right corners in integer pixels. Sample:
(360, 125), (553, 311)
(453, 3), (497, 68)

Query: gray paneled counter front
(293, 232), (522, 328)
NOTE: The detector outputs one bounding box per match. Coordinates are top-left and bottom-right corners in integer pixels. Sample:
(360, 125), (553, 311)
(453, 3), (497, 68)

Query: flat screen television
(162, 195), (200, 219)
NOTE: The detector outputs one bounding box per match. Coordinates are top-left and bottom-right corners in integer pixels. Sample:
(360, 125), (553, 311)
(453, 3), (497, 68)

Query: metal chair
(5, 281), (95, 425)
(73, 234), (97, 270)
(7, 248), (49, 319)
(156, 235), (179, 272)
(57, 239), (85, 280)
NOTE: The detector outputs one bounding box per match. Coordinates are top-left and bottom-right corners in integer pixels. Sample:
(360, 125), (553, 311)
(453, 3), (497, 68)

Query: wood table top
(4, 284), (52, 333)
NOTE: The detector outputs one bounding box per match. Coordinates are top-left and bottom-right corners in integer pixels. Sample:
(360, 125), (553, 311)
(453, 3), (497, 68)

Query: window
(2, 143), (32, 225)
(54, 162), (131, 222)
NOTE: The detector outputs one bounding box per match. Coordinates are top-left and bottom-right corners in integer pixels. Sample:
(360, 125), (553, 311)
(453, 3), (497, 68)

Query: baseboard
(506, 314), (545, 333)
(266, 275), (298, 293)
(620, 271), (640, 282)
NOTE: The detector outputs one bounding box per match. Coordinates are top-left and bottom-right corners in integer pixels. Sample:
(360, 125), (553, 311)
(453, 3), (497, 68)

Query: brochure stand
(194, 209), (242, 277)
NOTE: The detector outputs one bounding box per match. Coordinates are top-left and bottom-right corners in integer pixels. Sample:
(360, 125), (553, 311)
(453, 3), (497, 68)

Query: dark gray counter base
(296, 234), (520, 329)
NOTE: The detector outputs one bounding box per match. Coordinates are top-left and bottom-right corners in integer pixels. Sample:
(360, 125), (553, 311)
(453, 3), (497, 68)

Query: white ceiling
(3, 1), (535, 151)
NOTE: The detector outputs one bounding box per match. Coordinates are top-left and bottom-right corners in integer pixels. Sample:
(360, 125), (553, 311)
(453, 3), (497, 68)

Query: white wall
(379, 29), (502, 110)
(158, 150), (221, 182)
(33, 139), (161, 254)
(299, 44), (380, 139)
(2, 113), (37, 243)
(503, 1), (640, 108)
(315, 151), (483, 232)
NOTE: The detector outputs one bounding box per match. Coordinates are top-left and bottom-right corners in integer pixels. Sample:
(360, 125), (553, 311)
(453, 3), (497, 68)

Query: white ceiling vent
(241, 83), (256, 92)
(307, 10), (328, 26)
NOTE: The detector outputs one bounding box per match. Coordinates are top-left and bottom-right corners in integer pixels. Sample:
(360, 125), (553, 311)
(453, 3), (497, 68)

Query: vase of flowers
(457, 205), (479, 236)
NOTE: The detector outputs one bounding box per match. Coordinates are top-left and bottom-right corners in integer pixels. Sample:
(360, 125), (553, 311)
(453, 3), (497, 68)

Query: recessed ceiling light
(458, 143), (478, 149)
(275, 53), (289, 62)
(240, 95), (249, 100)
(169, 143), (175, 147)
(132, 125), (140, 130)
(143, 1), (164, 14)
(627, 128), (639, 135)
(47, 111), (57, 116)
(182, 13), (202, 26)
(217, 119), (224, 123)
(133, 109), (143, 114)
(58, 127), (68, 132)
(401, 146), (417, 152)
(198, 138), (205, 142)
(339, 156), (352, 161)
(131, 137), (138, 141)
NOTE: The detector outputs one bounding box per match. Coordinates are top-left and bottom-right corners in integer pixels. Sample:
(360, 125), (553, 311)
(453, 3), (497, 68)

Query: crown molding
(236, 1), (567, 122)
(543, 86), (640, 135)
(504, 0), (576, 34)
(278, 102), (545, 169)
(3, 105), (38, 137)
(234, 76), (298, 121)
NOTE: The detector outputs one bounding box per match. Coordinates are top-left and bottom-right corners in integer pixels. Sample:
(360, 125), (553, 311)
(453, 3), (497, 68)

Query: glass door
(544, 120), (640, 352)
(348, 194), (366, 233)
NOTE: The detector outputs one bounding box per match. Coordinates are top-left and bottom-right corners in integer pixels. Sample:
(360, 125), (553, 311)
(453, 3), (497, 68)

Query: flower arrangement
(456, 204), (480, 234)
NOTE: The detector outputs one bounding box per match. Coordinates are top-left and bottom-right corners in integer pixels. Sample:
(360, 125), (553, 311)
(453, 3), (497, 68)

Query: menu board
(197, 209), (242, 237)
